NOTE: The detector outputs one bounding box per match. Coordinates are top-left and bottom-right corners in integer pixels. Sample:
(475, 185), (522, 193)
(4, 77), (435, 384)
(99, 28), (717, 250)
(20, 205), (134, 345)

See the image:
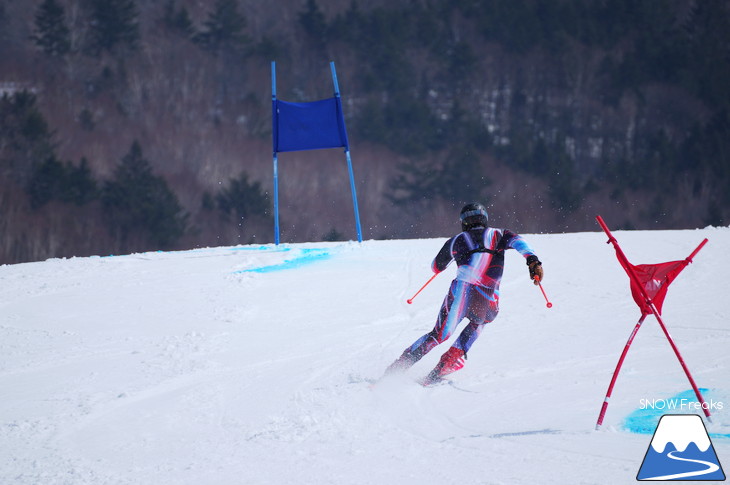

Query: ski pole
(534, 276), (553, 308)
(407, 273), (438, 304)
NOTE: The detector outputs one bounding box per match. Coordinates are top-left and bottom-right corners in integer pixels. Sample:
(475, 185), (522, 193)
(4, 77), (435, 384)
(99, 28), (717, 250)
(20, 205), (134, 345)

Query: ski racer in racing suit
(384, 203), (544, 385)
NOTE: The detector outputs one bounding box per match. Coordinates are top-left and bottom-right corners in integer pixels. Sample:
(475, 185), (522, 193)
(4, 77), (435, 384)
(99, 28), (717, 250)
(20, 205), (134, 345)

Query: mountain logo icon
(637, 414), (726, 481)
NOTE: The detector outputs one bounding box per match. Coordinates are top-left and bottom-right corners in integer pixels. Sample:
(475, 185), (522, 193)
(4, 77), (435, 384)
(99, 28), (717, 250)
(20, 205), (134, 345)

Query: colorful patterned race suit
(386, 226), (539, 384)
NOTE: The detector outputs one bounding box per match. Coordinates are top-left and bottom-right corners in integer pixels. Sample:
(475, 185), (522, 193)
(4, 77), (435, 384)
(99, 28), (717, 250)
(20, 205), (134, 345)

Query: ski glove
(526, 255), (543, 285)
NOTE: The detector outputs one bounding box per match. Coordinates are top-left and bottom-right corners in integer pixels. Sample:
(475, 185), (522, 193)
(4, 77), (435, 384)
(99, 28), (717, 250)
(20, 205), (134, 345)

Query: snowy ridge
(1, 228), (729, 484)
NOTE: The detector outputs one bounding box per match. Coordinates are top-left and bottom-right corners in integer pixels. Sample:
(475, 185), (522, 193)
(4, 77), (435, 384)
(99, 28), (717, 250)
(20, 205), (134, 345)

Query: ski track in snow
(0, 230), (728, 484)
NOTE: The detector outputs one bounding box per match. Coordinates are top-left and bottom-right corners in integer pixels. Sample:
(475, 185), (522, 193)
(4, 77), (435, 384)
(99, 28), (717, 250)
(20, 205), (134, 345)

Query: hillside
(1, 227), (729, 483)
(1, 0), (729, 264)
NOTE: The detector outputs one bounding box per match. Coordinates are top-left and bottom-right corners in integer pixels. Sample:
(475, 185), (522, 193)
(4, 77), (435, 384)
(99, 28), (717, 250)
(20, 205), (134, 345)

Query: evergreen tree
(26, 155), (97, 208)
(31, 0), (71, 57)
(102, 141), (187, 248)
(26, 155), (65, 208)
(163, 0), (195, 39)
(0, 91), (55, 183)
(194, 0), (250, 55)
(87, 0), (140, 56)
(64, 157), (98, 206)
(216, 172), (268, 220)
(299, 0), (328, 51)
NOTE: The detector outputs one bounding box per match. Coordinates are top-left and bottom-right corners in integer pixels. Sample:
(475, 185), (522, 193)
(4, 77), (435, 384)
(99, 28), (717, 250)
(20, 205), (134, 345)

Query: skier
(384, 203), (544, 385)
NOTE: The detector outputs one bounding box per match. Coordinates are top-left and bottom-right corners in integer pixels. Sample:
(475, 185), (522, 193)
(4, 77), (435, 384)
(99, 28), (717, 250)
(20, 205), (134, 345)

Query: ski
(418, 377), (480, 393)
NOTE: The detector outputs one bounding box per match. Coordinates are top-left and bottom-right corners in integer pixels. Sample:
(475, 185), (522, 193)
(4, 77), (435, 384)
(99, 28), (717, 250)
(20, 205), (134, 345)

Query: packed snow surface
(1, 226), (728, 484)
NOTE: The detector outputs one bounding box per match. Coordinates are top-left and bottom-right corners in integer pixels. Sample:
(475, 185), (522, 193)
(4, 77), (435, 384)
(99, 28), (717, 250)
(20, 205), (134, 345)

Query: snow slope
(1, 226), (729, 484)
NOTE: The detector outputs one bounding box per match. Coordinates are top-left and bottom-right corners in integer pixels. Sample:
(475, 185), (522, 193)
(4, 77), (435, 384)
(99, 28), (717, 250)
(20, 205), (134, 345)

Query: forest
(1, 0), (728, 263)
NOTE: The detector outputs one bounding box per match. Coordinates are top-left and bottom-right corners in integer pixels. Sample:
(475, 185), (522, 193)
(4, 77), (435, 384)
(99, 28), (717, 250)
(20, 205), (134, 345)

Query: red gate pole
(596, 314), (648, 430)
(647, 299), (712, 422)
(595, 216), (712, 424)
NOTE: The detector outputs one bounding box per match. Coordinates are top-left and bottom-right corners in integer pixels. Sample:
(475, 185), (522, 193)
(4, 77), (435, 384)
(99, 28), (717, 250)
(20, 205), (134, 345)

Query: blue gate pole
(271, 61), (280, 245)
(330, 61), (363, 243)
(344, 150), (363, 242)
(273, 154), (280, 245)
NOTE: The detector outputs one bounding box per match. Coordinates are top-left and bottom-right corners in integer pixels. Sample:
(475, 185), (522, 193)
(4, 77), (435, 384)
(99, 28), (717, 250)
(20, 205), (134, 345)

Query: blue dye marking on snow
(235, 248), (332, 273)
(623, 389), (730, 440)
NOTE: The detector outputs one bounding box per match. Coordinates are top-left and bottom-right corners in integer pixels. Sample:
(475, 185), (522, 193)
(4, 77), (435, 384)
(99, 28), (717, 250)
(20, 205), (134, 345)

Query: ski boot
(420, 347), (466, 386)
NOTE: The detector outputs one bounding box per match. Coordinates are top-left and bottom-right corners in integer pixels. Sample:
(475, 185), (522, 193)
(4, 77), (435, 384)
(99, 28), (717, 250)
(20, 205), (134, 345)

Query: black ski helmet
(460, 203), (489, 231)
